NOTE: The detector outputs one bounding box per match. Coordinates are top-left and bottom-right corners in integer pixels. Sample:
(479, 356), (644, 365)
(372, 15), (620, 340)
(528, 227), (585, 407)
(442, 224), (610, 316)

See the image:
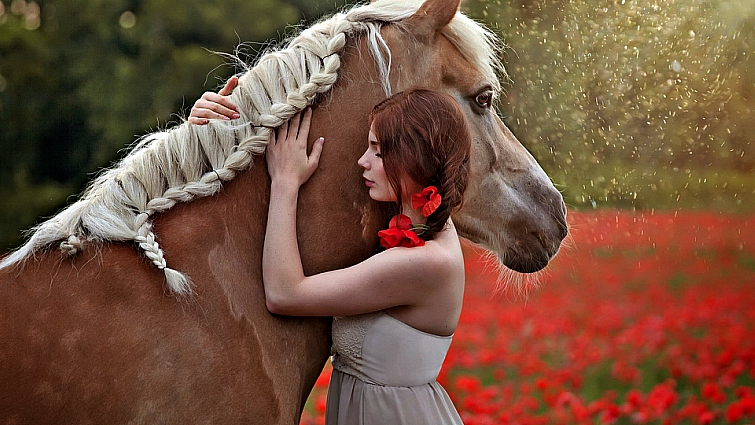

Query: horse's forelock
(441, 13), (506, 93)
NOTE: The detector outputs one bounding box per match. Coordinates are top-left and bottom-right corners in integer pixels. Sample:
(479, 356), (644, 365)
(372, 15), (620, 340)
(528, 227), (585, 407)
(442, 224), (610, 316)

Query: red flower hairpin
(411, 186), (442, 217)
(378, 214), (425, 249)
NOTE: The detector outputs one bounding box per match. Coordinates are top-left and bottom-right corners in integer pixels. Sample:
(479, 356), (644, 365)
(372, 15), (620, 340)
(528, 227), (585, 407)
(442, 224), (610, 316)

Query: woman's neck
(400, 202), (425, 226)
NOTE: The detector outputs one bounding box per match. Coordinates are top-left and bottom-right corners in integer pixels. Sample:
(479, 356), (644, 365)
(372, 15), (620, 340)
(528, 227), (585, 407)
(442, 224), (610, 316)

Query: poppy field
(300, 210), (755, 425)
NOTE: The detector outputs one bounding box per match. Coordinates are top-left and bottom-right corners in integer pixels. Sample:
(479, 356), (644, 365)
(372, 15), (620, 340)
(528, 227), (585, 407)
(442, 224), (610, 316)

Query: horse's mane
(0, 0), (504, 296)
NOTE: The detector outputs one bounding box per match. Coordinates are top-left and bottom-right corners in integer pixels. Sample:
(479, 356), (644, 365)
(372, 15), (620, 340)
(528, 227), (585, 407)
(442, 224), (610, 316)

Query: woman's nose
(357, 151), (369, 169)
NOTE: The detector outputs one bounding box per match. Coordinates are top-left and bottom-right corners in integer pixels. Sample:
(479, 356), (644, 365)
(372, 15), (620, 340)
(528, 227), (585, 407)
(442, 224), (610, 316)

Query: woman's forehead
(368, 127), (379, 143)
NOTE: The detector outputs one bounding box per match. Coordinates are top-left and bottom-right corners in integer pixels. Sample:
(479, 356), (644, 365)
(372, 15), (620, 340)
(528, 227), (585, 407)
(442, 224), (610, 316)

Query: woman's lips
(363, 177), (374, 187)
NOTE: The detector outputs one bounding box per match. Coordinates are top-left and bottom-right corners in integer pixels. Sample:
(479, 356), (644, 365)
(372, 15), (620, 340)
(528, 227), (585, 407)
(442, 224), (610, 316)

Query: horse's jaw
(454, 169), (568, 274)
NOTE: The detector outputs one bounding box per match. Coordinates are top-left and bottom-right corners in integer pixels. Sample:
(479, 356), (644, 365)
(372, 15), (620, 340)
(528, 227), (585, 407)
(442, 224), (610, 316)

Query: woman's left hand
(266, 108), (324, 188)
(188, 76), (240, 125)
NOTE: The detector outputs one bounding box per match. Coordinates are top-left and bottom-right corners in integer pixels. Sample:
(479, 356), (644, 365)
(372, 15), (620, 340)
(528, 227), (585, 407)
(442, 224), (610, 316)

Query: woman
(190, 84), (471, 424)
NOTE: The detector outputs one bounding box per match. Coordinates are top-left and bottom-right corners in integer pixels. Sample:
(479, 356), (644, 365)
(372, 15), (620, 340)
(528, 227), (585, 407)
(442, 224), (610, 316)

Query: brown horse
(0, 0), (566, 423)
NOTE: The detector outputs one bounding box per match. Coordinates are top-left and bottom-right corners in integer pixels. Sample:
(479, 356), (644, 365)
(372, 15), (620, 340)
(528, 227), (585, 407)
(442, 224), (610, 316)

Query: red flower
(725, 401), (744, 423)
(600, 404), (621, 424)
(314, 367), (331, 389)
(455, 375), (482, 393)
(378, 214), (425, 249)
(411, 186), (442, 217)
(698, 411), (715, 425)
(702, 382), (727, 404)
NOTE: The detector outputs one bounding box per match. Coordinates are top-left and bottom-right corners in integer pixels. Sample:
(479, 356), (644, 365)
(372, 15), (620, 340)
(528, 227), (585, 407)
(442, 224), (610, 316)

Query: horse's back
(0, 245), (283, 424)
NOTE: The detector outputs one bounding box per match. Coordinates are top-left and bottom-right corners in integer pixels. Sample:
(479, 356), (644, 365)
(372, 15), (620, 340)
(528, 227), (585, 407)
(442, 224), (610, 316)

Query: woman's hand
(266, 109), (324, 189)
(188, 76), (240, 125)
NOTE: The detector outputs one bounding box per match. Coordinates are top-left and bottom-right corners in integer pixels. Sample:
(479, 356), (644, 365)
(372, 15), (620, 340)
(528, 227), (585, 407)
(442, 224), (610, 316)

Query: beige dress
(325, 311), (463, 425)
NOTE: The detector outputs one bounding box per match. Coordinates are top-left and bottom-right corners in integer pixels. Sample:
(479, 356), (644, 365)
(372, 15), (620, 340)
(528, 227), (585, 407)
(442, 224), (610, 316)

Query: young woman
(191, 85), (471, 424)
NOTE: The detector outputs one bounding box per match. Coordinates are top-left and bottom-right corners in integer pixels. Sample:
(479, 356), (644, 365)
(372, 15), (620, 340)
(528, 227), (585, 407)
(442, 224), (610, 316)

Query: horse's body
(0, 0), (566, 423)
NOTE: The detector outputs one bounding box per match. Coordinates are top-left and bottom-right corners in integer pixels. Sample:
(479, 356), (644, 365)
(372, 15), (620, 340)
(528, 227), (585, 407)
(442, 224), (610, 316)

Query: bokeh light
(119, 11), (136, 29)
(467, 0), (754, 212)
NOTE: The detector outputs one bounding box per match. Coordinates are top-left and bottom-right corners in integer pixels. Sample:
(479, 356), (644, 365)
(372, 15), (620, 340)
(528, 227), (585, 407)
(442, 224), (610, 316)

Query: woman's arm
(263, 110), (458, 317)
(263, 109), (324, 310)
(265, 243), (454, 317)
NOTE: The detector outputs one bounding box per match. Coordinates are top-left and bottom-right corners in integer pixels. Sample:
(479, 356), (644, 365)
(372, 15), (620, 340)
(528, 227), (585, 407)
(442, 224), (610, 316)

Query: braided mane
(0, 0), (503, 296)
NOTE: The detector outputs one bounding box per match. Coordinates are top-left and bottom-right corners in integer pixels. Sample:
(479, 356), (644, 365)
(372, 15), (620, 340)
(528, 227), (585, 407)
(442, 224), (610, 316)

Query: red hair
(369, 88), (472, 240)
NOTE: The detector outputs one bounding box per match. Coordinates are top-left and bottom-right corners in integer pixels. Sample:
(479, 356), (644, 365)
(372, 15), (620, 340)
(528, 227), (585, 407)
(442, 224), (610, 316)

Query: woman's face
(357, 126), (396, 202)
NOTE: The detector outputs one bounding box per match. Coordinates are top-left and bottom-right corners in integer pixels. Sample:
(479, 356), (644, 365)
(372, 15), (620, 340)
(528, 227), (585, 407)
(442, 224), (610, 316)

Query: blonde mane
(0, 0), (504, 296)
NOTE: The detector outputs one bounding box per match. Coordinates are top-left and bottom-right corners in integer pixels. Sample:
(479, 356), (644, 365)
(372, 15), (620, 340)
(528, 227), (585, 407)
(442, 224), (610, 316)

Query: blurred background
(3, 1), (754, 423)
(0, 0), (753, 250)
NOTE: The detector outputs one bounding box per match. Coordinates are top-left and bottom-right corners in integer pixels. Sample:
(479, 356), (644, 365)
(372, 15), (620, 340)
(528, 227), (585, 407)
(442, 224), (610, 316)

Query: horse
(0, 0), (567, 423)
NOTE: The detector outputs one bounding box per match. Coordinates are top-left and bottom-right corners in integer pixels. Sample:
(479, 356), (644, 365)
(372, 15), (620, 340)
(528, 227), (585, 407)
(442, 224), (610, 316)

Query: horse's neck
(152, 155), (268, 312)
(294, 38), (395, 274)
(145, 37), (392, 417)
(151, 158), (329, 422)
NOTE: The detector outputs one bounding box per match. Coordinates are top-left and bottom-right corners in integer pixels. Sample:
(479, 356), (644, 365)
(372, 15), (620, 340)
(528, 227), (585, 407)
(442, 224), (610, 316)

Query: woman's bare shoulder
(408, 224), (464, 280)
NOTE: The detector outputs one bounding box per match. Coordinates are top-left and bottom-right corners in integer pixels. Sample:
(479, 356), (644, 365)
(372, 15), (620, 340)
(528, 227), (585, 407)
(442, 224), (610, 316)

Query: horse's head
(382, 0), (568, 273)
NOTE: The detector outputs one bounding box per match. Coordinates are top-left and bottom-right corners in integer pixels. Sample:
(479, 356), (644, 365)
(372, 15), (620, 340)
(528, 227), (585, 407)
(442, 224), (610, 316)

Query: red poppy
(698, 411), (715, 425)
(412, 186), (442, 217)
(456, 375), (483, 393)
(725, 402), (745, 423)
(378, 214), (425, 249)
(702, 382), (726, 404)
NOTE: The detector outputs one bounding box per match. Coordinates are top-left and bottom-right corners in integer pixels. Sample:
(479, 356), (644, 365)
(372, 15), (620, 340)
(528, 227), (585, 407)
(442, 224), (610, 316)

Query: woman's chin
(368, 190), (395, 203)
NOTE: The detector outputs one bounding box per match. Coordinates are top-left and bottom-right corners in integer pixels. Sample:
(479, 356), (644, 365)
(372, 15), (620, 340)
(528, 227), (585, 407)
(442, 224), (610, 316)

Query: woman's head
(364, 88), (472, 240)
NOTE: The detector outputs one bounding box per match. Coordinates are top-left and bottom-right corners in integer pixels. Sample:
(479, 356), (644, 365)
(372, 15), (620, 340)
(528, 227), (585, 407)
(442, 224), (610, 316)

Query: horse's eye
(475, 91), (493, 108)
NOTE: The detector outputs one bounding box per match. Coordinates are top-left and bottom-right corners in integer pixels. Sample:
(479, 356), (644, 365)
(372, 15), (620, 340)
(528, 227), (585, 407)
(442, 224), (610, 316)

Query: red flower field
(301, 210), (755, 425)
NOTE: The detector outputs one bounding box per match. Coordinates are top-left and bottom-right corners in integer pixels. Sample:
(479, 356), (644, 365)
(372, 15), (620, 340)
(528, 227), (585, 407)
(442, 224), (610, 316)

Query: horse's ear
(405, 0), (461, 40)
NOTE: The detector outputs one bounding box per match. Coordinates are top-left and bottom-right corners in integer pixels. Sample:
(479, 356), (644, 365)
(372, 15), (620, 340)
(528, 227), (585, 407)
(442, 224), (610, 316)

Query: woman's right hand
(266, 109), (324, 189)
(188, 76), (240, 125)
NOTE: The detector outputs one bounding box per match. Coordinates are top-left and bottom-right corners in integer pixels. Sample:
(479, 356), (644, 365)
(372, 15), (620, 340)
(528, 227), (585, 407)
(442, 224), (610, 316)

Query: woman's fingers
(188, 116), (210, 125)
(277, 115), (288, 144)
(289, 112), (302, 141)
(188, 79), (240, 125)
(219, 76), (239, 96)
(309, 137), (325, 166)
(298, 109), (313, 144)
(278, 109), (307, 145)
(189, 101), (237, 124)
(202, 93), (239, 117)
(266, 109), (323, 186)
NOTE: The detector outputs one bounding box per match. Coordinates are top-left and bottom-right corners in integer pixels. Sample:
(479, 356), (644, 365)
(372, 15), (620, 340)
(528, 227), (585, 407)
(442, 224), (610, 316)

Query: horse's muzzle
(505, 192), (568, 273)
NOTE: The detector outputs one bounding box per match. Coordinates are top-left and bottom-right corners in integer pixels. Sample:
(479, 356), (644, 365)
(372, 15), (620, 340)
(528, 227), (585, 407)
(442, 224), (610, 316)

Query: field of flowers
(300, 210), (755, 425)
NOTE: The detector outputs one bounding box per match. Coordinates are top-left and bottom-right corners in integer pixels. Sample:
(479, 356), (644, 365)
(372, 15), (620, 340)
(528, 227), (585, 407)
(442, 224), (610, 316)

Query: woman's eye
(475, 91), (493, 108)
(375, 153), (382, 158)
